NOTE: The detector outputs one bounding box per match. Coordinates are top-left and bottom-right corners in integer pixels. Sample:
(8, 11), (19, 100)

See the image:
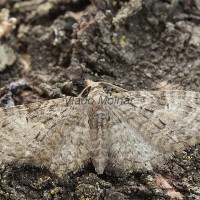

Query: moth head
(84, 80), (106, 99)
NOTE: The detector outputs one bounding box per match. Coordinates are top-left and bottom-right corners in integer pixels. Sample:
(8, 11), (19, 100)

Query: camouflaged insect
(0, 80), (199, 177)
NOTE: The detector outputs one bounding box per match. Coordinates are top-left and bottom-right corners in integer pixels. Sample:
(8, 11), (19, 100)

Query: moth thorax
(89, 106), (110, 127)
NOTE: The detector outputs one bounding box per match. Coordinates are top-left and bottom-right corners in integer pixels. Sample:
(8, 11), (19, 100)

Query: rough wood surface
(0, 0), (200, 199)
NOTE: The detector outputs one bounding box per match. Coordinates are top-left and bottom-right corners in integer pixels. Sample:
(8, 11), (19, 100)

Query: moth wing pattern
(0, 97), (91, 177)
(107, 90), (200, 171)
(49, 104), (91, 177)
(107, 104), (161, 171)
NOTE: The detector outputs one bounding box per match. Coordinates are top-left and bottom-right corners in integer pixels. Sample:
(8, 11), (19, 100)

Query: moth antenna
(78, 80), (101, 97)
(99, 81), (128, 92)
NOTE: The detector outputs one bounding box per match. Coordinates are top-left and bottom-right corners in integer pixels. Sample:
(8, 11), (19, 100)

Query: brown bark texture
(0, 0), (199, 199)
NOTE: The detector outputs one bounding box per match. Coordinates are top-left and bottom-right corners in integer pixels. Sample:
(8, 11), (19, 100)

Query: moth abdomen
(90, 140), (108, 174)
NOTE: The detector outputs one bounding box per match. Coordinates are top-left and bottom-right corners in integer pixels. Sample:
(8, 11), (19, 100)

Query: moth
(0, 80), (199, 177)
